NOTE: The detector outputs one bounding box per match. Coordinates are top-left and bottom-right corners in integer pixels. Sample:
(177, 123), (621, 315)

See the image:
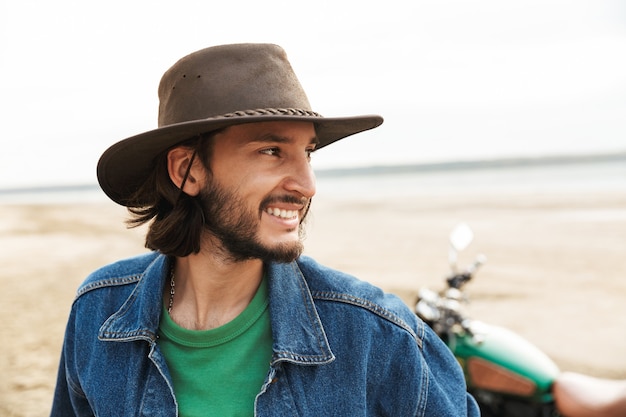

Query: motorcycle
(414, 223), (626, 417)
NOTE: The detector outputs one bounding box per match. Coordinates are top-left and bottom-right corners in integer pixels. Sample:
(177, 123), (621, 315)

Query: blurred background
(1, 2), (625, 416)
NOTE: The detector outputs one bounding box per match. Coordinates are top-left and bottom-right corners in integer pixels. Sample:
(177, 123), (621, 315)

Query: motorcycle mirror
(450, 223), (474, 252)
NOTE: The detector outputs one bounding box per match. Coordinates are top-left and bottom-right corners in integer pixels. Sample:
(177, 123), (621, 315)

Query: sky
(1, 0), (625, 188)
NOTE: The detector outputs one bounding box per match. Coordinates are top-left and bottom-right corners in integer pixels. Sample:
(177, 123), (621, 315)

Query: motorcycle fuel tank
(452, 320), (560, 400)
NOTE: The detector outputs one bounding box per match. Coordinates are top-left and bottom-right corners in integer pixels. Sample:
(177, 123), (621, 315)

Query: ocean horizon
(2, 152), (625, 204)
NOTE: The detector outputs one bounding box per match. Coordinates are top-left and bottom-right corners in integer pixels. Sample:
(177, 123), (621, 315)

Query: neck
(167, 250), (264, 331)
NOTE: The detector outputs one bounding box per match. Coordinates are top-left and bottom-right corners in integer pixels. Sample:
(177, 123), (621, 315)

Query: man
(51, 43), (479, 416)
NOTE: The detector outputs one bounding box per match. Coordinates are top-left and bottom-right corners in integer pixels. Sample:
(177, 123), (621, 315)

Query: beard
(197, 177), (309, 263)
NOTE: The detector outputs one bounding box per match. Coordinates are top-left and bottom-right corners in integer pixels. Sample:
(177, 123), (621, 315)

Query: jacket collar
(99, 254), (335, 365)
(98, 253), (170, 343)
(266, 261), (335, 365)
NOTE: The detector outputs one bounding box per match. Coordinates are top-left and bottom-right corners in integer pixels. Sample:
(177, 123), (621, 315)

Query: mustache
(261, 194), (309, 208)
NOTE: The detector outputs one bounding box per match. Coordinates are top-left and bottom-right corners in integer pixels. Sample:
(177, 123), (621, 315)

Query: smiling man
(51, 43), (479, 416)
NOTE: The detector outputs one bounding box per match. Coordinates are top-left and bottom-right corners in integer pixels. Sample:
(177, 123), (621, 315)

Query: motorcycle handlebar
(468, 254), (487, 274)
(446, 254), (487, 289)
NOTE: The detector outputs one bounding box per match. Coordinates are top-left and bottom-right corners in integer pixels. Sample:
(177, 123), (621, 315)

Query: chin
(265, 237), (300, 251)
(263, 239), (304, 263)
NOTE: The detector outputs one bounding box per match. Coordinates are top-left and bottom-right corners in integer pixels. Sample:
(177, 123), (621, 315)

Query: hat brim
(97, 114), (383, 206)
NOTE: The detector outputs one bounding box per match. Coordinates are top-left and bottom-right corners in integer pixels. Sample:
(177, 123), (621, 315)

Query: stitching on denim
(66, 373), (88, 399)
(76, 274), (143, 298)
(147, 343), (179, 414)
(311, 291), (423, 349)
(417, 352), (429, 416)
(272, 351), (335, 365)
(98, 329), (155, 342)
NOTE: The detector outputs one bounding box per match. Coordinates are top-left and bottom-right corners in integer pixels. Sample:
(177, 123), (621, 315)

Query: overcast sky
(1, 0), (625, 188)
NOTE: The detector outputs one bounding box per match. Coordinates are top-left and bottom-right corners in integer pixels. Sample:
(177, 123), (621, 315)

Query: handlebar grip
(447, 273), (471, 289)
(467, 254), (487, 274)
(447, 255), (486, 289)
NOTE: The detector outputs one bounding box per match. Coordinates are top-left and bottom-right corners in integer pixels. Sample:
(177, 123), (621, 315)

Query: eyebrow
(251, 134), (320, 146)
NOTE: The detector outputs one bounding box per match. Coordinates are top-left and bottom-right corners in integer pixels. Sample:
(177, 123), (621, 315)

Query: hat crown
(157, 44), (312, 127)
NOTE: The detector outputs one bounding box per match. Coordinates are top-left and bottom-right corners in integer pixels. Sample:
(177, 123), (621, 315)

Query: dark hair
(126, 133), (216, 257)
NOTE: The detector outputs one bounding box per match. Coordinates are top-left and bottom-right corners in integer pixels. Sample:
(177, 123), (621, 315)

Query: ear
(167, 146), (205, 196)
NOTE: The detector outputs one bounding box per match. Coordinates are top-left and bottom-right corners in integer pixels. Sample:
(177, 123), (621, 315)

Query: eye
(306, 147), (316, 161)
(260, 147), (280, 157)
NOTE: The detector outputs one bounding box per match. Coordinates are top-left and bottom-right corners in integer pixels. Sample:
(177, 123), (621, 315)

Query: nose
(283, 155), (316, 199)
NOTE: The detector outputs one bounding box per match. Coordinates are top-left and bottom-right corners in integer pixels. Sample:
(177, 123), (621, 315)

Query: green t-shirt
(158, 277), (273, 417)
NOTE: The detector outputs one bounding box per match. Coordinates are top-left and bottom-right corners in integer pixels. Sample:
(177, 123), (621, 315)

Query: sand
(1, 188), (625, 416)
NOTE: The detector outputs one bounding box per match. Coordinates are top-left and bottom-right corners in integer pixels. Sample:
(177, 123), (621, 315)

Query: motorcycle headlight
(416, 300), (440, 322)
(418, 288), (439, 303)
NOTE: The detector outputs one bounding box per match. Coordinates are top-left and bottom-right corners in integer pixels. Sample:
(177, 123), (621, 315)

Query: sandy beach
(1, 185), (625, 416)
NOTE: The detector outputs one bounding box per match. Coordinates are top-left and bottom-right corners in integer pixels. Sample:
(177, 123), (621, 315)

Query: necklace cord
(168, 268), (175, 314)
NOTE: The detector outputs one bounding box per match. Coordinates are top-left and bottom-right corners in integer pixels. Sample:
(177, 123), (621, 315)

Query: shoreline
(2, 151), (626, 199)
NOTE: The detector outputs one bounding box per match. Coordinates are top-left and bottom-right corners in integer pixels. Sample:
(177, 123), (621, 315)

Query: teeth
(267, 207), (298, 219)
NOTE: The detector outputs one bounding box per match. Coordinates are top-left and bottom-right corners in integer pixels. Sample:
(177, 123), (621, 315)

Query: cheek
(210, 156), (284, 202)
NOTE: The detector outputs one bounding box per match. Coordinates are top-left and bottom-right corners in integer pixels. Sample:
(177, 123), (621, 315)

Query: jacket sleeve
(420, 322), (481, 416)
(50, 310), (94, 416)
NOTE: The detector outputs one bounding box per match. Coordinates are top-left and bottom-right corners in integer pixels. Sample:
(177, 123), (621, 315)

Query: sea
(1, 153), (625, 205)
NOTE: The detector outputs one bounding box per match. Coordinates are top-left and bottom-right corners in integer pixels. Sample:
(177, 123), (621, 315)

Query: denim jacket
(51, 252), (478, 416)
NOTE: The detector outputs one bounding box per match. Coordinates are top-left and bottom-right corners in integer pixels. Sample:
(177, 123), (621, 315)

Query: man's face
(198, 121), (318, 263)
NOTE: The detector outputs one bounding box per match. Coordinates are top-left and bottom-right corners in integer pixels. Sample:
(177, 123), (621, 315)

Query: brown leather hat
(97, 43), (383, 206)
